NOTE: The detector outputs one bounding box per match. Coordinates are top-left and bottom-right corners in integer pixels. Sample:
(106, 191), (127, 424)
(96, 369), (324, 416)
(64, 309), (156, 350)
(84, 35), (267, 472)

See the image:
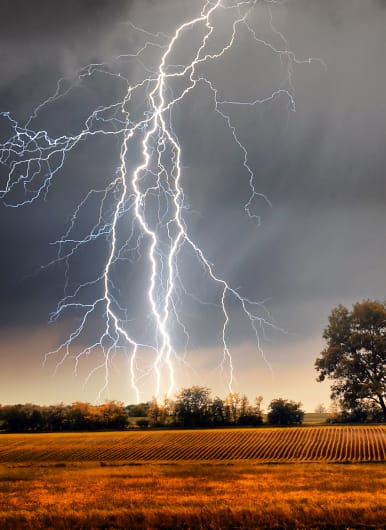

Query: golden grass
(0, 427), (384, 528)
(0, 461), (385, 529)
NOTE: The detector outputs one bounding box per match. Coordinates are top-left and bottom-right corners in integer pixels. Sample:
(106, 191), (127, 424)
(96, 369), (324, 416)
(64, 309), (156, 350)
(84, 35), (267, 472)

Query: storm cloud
(0, 0), (385, 407)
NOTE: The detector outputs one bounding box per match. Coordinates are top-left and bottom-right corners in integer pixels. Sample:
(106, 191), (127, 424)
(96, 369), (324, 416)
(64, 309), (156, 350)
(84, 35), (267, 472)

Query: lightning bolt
(0, 0), (323, 402)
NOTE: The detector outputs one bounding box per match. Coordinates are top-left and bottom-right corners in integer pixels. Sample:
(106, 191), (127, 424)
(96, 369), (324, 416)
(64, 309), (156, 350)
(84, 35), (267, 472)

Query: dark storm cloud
(166, 0), (386, 343)
(0, 0), (386, 405)
(0, 0), (132, 119)
(0, 0), (132, 326)
(0, 0), (128, 35)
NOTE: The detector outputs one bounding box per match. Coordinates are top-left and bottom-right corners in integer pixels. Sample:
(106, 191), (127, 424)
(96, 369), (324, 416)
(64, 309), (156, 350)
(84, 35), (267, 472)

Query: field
(0, 425), (384, 463)
(0, 426), (385, 529)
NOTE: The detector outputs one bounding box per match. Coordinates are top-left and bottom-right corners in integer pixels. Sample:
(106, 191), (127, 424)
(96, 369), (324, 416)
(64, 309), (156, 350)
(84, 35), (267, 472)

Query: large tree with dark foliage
(315, 300), (386, 421)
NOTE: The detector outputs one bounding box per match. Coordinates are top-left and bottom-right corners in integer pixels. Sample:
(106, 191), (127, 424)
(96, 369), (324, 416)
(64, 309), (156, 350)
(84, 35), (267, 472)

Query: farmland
(0, 426), (385, 529)
(0, 425), (384, 463)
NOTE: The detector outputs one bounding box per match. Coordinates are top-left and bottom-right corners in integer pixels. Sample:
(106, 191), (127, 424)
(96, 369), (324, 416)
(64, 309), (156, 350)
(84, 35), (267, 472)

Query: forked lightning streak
(0, 1), (321, 402)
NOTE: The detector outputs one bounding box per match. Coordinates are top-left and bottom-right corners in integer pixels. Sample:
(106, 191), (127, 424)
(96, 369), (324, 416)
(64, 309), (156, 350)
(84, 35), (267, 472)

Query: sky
(0, 0), (385, 411)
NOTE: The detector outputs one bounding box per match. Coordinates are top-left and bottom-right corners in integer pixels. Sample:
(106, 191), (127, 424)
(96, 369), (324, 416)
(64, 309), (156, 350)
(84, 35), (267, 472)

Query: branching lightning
(0, 0), (322, 402)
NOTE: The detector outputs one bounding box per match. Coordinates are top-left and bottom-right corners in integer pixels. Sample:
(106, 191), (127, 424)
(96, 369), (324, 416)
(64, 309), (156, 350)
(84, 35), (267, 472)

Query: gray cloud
(0, 0), (385, 406)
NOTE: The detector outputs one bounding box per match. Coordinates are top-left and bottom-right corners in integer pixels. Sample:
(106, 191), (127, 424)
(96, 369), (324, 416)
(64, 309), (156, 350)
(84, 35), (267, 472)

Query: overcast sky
(0, 0), (385, 410)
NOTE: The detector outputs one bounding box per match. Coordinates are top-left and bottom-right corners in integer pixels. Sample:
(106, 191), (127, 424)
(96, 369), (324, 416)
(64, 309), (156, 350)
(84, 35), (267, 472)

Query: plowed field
(0, 425), (384, 463)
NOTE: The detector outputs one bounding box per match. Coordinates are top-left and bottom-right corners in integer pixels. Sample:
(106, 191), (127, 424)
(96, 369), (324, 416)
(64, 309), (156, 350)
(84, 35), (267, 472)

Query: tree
(235, 394), (263, 426)
(99, 401), (129, 429)
(0, 404), (29, 432)
(315, 301), (386, 421)
(175, 386), (212, 427)
(148, 398), (160, 426)
(211, 396), (225, 425)
(224, 392), (242, 424)
(314, 403), (327, 414)
(158, 397), (176, 425)
(126, 402), (149, 417)
(267, 399), (304, 425)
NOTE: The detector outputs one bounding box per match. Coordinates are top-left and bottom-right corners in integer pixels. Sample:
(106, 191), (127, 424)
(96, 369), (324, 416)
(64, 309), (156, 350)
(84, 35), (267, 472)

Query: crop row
(0, 426), (384, 463)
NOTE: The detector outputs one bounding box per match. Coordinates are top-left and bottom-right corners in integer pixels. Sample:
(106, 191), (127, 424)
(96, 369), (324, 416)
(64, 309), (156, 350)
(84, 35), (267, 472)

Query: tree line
(145, 388), (268, 428)
(0, 392), (305, 433)
(0, 401), (129, 433)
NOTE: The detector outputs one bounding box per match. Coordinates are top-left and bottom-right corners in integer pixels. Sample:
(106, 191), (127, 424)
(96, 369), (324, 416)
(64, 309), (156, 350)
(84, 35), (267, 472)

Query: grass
(0, 461), (385, 529)
(0, 427), (384, 528)
(303, 412), (329, 425)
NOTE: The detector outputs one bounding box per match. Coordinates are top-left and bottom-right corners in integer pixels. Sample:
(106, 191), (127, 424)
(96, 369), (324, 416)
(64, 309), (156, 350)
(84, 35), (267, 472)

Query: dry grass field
(0, 426), (385, 529)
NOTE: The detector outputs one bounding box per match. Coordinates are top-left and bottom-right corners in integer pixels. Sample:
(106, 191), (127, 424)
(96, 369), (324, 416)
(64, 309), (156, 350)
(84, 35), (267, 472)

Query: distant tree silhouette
(0, 401), (128, 432)
(267, 399), (304, 426)
(314, 403), (327, 414)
